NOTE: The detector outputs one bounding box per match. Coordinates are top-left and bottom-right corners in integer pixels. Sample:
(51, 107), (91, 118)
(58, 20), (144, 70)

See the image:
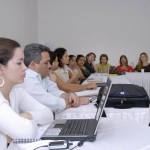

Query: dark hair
(24, 43), (51, 67)
(54, 48), (67, 68)
(119, 55), (128, 66)
(0, 37), (20, 65)
(69, 55), (76, 61)
(76, 54), (85, 62)
(86, 52), (96, 60)
(99, 54), (108, 64)
(49, 51), (57, 65)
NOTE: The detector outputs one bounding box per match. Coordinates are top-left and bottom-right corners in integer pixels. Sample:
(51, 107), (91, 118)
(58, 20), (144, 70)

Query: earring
(0, 76), (5, 87)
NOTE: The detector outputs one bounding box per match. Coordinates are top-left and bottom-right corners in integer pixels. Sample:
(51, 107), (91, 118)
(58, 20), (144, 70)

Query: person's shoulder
(10, 87), (29, 101)
(11, 86), (27, 94)
(116, 65), (120, 68)
(54, 68), (59, 73)
(64, 65), (69, 72)
(84, 60), (89, 65)
(127, 65), (132, 68)
(64, 64), (69, 69)
(26, 69), (38, 76)
(146, 63), (150, 70)
(96, 63), (103, 67)
(96, 63), (100, 66)
(107, 63), (111, 67)
(0, 91), (7, 105)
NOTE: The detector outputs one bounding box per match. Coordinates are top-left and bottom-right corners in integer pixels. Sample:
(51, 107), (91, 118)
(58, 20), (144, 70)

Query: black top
(84, 61), (96, 73)
(135, 63), (150, 72)
(81, 67), (91, 78)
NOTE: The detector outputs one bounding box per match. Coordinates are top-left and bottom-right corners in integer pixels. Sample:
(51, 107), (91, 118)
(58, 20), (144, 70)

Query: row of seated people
(51, 48), (150, 84)
(95, 53), (150, 73)
(1, 37), (149, 149)
(0, 38), (98, 149)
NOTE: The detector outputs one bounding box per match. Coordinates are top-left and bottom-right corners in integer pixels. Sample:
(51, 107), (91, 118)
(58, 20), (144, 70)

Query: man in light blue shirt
(21, 43), (80, 113)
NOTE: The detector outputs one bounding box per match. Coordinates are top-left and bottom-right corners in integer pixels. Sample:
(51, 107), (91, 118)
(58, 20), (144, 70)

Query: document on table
(86, 76), (107, 83)
(76, 87), (100, 97)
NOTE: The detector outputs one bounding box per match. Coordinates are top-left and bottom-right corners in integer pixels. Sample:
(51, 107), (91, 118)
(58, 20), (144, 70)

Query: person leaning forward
(19, 43), (89, 114)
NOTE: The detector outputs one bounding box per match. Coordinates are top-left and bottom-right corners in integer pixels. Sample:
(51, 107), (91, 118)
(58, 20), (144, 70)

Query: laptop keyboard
(46, 128), (61, 135)
(59, 119), (88, 136)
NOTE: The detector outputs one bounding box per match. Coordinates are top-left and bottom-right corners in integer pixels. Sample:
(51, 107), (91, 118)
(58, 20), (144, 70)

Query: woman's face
(101, 57), (107, 65)
(140, 54), (148, 63)
(61, 51), (69, 65)
(1, 47), (27, 86)
(77, 57), (85, 67)
(87, 54), (95, 63)
(69, 57), (77, 67)
(51, 57), (59, 70)
(121, 57), (127, 65)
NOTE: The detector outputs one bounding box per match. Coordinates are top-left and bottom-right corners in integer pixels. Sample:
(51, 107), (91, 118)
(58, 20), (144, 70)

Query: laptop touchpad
(54, 124), (64, 128)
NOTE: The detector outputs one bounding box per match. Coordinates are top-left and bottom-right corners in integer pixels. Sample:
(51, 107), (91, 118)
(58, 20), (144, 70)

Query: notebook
(76, 88), (100, 97)
(86, 76), (107, 87)
(41, 77), (112, 142)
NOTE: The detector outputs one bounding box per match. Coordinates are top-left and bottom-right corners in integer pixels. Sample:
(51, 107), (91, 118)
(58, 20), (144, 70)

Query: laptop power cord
(33, 140), (84, 150)
(33, 144), (48, 150)
(69, 141), (84, 150)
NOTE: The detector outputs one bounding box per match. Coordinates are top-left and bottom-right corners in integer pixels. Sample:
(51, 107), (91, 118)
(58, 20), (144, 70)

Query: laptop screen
(95, 77), (112, 121)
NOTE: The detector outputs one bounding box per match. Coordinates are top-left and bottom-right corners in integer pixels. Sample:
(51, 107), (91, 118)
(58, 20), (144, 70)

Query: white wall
(38, 0), (150, 66)
(0, 0), (38, 48)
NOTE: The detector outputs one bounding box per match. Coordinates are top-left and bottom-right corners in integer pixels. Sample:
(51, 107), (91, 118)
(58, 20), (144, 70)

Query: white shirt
(20, 69), (66, 113)
(0, 87), (53, 150)
(55, 65), (70, 83)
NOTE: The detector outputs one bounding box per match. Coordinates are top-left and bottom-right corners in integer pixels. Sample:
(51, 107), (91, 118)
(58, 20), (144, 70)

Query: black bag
(98, 84), (150, 108)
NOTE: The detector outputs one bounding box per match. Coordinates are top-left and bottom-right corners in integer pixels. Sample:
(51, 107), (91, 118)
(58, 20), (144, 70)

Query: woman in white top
(0, 37), (53, 150)
(49, 51), (96, 93)
(68, 55), (86, 84)
(54, 48), (79, 83)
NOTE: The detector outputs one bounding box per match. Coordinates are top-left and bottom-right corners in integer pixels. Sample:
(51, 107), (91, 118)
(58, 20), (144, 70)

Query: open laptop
(41, 77), (112, 142)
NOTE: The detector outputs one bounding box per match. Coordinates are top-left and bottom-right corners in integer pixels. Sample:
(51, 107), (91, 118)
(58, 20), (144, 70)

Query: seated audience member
(49, 51), (97, 92)
(54, 48), (79, 84)
(95, 54), (111, 73)
(116, 55), (134, 73)
(0, 38), (52, 149)
(84, 52), (96, 73)
(135, 52), (150, 72)
(76, 54), (91, 78)
(21, 44), (89, 114)
(109, 66), (118, 74)
(68, 55), (85, 83)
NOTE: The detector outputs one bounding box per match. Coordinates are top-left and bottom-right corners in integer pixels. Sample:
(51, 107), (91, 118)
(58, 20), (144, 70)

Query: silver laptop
(41, 77), (112, 142)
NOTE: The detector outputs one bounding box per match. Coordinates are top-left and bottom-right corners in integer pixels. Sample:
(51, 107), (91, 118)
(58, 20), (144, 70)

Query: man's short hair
(24, 43), (51, 67)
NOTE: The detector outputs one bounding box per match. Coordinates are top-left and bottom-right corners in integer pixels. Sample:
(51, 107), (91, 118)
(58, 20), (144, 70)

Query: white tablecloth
(14, 118), (150, 150)
(55, 103), (149, 125)
(56, 74), (150, 124)
(55, 103), (97, 119)
(9, 74), (150, 149)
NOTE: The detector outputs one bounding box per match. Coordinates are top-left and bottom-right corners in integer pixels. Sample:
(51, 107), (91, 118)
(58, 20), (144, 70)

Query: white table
(55, 103), (97, 119)
(56, 74), (150, 124)
(13, 118), (150, 150)
(55, 103), (149, 125)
